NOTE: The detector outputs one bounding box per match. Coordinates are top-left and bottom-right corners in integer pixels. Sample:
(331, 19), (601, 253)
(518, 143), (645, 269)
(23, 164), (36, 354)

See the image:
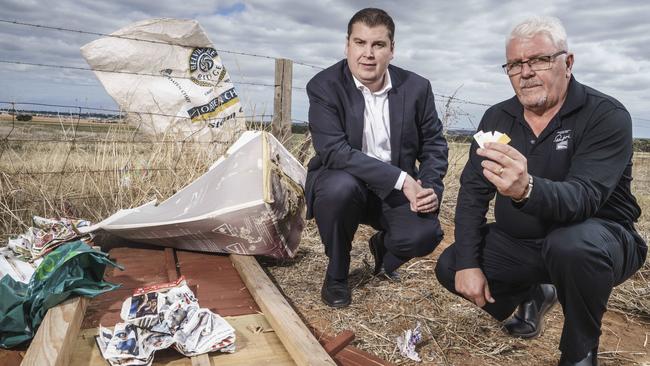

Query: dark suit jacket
(305, 60), (448, 219)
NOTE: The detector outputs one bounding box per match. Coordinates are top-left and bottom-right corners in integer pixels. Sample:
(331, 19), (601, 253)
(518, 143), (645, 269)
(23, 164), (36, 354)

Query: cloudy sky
(1, 0), (650, 136)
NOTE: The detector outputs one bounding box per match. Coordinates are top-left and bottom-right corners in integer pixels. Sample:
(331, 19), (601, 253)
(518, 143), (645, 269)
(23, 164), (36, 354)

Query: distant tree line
(633, 139), (650, 153)
(5, 112), (650, 152)
(0, 108), (123, 120)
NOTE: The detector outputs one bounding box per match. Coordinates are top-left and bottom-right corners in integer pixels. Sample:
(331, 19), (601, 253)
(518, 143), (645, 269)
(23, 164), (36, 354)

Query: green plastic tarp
(0, 240), (122, 348)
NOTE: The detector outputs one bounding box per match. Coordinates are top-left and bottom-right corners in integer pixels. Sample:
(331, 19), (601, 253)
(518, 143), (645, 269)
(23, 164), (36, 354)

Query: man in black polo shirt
(435, 15), (647, 366)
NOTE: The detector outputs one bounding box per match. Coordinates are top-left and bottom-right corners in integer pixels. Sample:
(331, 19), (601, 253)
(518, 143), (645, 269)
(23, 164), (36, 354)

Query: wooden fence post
(272, 58), (292, 142)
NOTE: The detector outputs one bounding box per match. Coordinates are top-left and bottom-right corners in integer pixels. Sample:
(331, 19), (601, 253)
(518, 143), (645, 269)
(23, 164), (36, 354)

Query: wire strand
(0, 59), (277, 87)
(0, 18), (324, 70)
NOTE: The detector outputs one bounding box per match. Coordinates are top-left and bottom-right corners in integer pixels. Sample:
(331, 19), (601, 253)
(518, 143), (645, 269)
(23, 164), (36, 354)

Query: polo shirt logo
(554, 129), (571, 150)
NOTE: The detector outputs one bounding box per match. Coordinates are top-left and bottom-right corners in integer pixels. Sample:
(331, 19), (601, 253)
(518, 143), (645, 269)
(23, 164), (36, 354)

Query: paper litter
(396, 322), (423, 362)
(97, 277), (235, 365)
(6, 216), (91, 262)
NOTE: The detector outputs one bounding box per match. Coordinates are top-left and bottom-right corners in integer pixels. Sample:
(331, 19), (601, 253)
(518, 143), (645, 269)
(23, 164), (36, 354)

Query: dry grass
(0, 118), (238, 238)
(1, 118), (649, 365)
(263, 144), (650, 366)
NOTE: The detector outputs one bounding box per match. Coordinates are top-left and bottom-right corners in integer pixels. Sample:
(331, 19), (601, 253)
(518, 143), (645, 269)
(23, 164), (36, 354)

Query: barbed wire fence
(1, 18), (649, 239)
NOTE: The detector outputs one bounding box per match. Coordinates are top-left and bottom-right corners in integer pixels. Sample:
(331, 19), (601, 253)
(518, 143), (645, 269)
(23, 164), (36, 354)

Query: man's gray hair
(507, 15), (568, 51)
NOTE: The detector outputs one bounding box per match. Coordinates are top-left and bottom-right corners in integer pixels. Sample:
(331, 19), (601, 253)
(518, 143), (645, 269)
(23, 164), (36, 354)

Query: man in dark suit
(305, 8), (448, 308)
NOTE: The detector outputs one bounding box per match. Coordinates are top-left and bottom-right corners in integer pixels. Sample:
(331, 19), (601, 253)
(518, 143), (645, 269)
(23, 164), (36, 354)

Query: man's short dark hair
(347, 8), (395, 42)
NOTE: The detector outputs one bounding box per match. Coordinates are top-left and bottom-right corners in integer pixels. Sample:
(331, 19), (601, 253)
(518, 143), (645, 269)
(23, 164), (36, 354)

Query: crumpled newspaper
(396, 322), (423, 362)
(96, 277), (235, 366)
(7, 216), (91, 261)
(0, 246), (41, 283)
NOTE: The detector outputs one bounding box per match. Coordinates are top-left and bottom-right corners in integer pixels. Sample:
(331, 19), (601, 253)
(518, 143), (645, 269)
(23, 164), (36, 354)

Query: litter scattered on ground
(0, 246), (40, 283)
(83, 131), (306, 259)
(396, 322), (423, 362)
(97, 277), (235, 365)
(0, 240), (121, 348)
(7, 216), (91, 261)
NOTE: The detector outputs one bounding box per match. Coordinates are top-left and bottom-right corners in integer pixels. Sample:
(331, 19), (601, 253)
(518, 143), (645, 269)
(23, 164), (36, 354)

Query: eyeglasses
(502, 50), (567, 76)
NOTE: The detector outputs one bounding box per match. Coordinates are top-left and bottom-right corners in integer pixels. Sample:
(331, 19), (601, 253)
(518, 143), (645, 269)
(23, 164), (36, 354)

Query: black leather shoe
(369, 231), (386, 275)
(558, 348), (597, 366)
(377, 265), (401, 282)
(369, 232), (401, 281)
(504, 284), (558, 338)
(321, 276), (351, 308)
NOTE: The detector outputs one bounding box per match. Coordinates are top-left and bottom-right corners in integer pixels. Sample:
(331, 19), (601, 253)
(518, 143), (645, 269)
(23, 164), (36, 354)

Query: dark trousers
(312, 169), (444, 281)
(435, 218), (647, 361)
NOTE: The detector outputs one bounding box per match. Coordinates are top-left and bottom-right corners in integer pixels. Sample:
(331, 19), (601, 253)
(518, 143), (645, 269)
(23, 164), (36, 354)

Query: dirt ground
(264, 222), (650, 366)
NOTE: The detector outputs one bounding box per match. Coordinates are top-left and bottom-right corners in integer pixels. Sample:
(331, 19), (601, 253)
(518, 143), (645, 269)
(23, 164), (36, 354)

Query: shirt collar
(352, 71), (392, 95)
(556, 76), (586, 117)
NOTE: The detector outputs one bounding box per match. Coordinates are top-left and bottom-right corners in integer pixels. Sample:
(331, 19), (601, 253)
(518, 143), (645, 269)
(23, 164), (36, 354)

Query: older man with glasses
(435, 15), (647, 366)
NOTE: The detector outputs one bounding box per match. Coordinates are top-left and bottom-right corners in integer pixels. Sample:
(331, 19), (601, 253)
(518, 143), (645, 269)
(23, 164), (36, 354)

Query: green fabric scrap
(0, 240), (122, 348)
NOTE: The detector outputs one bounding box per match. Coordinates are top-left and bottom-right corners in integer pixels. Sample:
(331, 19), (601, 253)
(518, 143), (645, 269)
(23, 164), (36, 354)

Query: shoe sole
(321, 296), (351, 308)
(512, 289), (558, 339)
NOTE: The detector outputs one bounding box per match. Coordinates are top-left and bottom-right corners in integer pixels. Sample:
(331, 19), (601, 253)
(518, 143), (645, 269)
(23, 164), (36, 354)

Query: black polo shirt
(454, 76), (642, 270)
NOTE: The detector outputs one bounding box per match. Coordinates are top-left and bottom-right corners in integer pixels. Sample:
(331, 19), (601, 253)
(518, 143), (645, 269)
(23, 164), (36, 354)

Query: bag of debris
(81, 18), (246, 147)
(82, 131), (306, 259)
(0, 241), (121, 348)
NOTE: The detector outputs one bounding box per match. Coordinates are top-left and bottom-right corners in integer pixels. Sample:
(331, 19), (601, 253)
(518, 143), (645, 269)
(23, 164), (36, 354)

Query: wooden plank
(190, 354), (211, 366)
(230, 255), (336, 366)
(22, 296), (88, 366)
(176, 251), (259, 317)
(164, 248), (178, 282)
(322, 330), (355, 356)
(0, 349), (24, 366)
(70, 314), (295, 366)
(313, 329), (395, 366)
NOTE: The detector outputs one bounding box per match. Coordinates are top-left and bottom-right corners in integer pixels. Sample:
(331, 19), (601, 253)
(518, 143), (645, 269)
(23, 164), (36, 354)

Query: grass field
(0, 119), (648, 365)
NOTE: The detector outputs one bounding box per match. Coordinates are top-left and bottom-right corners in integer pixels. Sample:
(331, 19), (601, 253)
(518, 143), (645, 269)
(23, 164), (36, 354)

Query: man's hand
(477, 142), (529, 200)
(455, 268), (495, 308)
(403, 176), (439, 213)
(415, 179), (438, 213)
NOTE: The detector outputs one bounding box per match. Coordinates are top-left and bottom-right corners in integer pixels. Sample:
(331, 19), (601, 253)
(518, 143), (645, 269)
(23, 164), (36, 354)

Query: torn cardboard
(82, 131), (306, 259)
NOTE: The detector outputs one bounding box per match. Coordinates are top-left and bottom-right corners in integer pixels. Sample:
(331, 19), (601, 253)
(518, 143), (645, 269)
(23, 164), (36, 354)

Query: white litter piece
(0, 247), (41, 283)
(396, 322), (423, 362)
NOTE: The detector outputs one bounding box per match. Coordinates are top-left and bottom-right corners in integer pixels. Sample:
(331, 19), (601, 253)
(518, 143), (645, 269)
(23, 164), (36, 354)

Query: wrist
(401, 175), (414, 191)
(512, 175), (533, 203)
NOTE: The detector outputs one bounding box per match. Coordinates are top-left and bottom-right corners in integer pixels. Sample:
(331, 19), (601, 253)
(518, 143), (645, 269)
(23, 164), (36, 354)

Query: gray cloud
(1, 0), (649, 135)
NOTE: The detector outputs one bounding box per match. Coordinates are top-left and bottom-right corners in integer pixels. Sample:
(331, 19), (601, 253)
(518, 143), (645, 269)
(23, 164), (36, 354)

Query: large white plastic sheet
(81, 18), (246, 144)
(82, 131), (306, 259)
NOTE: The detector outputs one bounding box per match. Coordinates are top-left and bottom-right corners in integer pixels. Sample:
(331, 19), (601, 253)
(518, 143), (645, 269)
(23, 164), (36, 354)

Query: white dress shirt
(352, 73), (407, 190)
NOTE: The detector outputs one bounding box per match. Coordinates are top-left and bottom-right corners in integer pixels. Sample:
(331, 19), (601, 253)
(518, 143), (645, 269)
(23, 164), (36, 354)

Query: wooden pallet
(8, 245), (394, 366)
